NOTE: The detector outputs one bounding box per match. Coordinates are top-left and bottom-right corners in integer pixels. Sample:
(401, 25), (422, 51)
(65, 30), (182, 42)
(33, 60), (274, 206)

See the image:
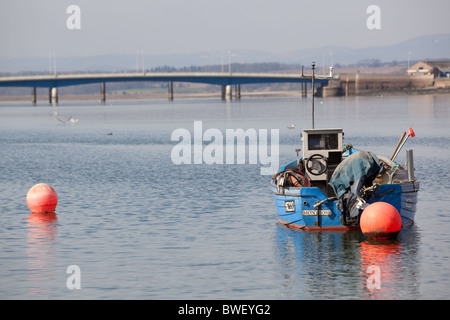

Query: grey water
(0, 94), (449, 300)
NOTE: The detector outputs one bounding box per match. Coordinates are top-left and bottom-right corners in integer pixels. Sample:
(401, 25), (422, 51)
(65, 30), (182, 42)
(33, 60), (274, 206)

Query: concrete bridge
(0, 72), (330, 104)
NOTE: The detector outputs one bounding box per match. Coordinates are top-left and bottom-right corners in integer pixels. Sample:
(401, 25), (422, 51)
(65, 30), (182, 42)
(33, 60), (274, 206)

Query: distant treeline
(150, 59), (412, 73)
(150, 62), (303, 73)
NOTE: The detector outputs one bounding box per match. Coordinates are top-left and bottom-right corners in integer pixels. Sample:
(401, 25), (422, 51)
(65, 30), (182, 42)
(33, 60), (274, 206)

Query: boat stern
(272, 183), (348, 230)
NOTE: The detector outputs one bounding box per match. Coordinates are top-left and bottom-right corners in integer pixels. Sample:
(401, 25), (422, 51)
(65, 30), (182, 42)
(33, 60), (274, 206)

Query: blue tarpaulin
(330, 150), (382, 199)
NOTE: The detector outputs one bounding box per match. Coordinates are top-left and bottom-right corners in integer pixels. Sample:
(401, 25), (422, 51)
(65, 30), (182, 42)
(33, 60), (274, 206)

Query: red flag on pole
(392, 127), (416, 161)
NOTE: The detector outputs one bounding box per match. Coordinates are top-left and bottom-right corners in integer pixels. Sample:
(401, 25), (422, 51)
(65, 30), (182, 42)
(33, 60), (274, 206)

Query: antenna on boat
(311, 62), (315, 129)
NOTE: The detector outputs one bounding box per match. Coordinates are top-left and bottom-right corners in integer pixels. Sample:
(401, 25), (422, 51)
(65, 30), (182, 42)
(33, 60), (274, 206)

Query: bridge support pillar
(301, 82), (307, 98)
(168, 81), (174, 101)
(49, 87), (58, 105)
(225, 85), (232, 100)
(32, 87), (36, 105)
(100, 82), (106, 104)
(355, 73), (360, 95)
(235, 84), (241, 100)
(221, 85), (226, 100)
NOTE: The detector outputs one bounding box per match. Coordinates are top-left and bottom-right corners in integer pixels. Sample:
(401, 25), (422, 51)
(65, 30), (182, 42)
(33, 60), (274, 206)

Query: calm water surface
(0, 94), (449, 299)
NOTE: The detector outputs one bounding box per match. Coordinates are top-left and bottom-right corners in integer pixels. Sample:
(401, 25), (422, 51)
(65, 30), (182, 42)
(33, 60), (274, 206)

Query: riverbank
(0, 90), (307, 102)
(317, 74), (450, 97)
(318, 83), (450, 97)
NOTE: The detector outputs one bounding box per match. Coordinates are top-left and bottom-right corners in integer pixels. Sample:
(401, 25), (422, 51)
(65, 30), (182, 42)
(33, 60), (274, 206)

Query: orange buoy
(26, 183), (58, 213)
(360, 202), (402, 240)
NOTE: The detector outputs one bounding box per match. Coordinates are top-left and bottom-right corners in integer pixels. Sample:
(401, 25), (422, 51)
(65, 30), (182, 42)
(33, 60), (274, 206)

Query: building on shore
(316, 61), (450, 97)
(407, 61), (450, 78)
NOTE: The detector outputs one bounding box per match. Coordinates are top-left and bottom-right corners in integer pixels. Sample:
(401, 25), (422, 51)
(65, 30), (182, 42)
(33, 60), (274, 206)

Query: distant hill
(0, 34), (449, 73)
(283, 33), (450, 66)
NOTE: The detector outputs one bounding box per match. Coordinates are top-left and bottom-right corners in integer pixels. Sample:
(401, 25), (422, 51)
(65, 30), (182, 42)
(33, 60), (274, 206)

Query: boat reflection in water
(274, 224), (420, 299)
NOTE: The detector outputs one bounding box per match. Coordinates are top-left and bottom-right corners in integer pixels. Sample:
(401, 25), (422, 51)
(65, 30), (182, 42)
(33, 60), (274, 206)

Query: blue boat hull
(272, 185), (347, 230)
(272, 156), (420, 231)
(272, 181), (419, 230)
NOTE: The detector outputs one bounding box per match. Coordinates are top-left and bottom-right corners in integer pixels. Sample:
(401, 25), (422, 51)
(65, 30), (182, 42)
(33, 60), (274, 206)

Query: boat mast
(311, 62), (315, 129)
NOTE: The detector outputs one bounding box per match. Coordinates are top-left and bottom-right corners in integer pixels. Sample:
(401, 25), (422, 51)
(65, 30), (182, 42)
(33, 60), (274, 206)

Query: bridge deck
(0, 72), (329, 88)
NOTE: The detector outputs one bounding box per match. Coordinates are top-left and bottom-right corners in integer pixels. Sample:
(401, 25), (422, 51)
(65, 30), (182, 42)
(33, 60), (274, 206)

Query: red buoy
(26, 183), (58, 213)
(360, 202), (402, 239)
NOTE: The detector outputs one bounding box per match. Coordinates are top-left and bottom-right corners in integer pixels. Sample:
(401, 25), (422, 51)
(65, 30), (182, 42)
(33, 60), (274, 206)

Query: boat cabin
(301, 128), (344, 197)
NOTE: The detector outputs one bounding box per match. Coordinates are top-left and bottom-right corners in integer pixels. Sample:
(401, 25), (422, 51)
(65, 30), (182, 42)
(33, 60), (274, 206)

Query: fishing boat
(271, 63), (419, 235)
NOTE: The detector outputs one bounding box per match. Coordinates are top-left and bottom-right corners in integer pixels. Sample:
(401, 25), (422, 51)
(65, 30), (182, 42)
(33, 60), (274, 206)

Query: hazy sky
(0, 0), (449, 58)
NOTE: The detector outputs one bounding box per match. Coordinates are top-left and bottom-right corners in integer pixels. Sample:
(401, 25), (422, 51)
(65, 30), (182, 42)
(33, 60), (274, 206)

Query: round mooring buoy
(360, 202), (401, 240)
(26, 183), (58, 213)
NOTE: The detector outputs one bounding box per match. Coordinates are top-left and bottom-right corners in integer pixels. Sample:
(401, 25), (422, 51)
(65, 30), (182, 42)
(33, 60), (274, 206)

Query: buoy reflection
(27, 212), (57, 242)
(360, 239), (403, 299)
(26, 212), (58, 297)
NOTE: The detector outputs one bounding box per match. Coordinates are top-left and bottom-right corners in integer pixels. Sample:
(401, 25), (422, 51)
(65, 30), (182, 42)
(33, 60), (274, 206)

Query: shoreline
(1, 86), (450, 103)
(0, 90), (301, 102)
